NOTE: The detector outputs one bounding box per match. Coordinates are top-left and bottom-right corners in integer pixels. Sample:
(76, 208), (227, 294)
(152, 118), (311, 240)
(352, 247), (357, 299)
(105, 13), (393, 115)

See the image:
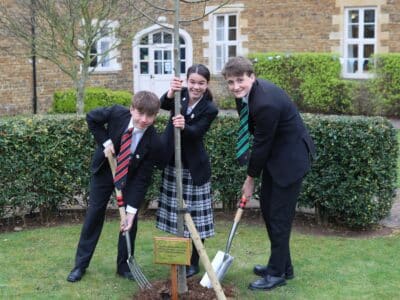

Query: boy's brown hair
(221, 56), (255, 78)
(131, 90), (160, 116)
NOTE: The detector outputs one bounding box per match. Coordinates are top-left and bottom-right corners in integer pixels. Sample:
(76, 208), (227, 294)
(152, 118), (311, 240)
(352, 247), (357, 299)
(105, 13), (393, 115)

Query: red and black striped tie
(114, 128), (133, 190)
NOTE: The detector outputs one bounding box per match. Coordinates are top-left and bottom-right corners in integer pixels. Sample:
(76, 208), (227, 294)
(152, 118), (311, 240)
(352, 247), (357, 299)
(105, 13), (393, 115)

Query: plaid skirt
(156, 165), (215, 239)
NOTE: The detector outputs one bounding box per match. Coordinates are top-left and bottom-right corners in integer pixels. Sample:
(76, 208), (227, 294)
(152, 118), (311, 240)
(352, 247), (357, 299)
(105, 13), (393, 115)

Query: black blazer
(86, 105), (161, 208)
(160, 88), (218, 186)
(237, 79), (315, 187)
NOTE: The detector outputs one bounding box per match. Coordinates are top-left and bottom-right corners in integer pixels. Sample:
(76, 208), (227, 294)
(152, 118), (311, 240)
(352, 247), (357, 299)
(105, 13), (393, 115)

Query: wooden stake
(171, 264), (178, 300)
(184, 212), (226, 300)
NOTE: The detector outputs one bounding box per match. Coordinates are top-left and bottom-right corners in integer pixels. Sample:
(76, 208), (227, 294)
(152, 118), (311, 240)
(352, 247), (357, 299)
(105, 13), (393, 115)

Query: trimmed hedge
(300, 115), (398, 227)
(52, 87), (132, 113)
(0, 114), (397, 228)
(368, 53), (400, 117)
(249, 53), (354, 114)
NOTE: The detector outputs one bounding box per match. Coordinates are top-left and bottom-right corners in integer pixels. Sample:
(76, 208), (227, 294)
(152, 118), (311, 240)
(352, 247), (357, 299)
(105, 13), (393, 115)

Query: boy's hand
(242, 175), (255, 200)
(103, 144), (115, 158)
(120, 212), (135, 232)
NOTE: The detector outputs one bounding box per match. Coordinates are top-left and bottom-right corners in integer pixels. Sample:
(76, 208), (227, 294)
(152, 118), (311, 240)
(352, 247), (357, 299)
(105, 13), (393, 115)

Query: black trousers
(260, 170), (302, 277)
(74, 164), (138, 273)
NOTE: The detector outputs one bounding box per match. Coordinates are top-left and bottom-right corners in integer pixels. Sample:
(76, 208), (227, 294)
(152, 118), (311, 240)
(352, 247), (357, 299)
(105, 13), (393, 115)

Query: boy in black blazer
(222, 56), (315, 291)
(67, 91), (161, 282)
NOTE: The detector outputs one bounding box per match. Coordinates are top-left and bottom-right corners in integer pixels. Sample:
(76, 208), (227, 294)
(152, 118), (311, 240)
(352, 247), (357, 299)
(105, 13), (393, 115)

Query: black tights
(190, 239), (204, 266)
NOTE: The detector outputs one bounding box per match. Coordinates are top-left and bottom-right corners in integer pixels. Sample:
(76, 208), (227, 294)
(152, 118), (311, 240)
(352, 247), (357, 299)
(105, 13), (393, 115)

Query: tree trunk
(76, 68), (88, 115)
(173, 0), (188, 294)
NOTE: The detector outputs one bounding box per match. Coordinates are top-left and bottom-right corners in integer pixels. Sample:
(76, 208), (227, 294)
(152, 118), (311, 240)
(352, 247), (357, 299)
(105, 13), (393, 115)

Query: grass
(1, 129), (399, 299)
(1, 218), (400, 299)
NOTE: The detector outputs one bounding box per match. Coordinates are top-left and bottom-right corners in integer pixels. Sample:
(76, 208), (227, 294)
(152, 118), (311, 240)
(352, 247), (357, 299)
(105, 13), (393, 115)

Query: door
(134, 29), (192, 97)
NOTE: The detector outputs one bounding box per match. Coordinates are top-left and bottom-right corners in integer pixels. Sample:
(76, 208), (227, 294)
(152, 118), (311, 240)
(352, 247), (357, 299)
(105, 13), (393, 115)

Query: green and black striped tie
(236, 100), (250, 166)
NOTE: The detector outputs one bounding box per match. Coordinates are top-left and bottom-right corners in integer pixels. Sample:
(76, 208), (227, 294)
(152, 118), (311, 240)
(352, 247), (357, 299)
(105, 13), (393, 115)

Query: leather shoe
(67, 267), (85, 282)
(253, 264), (294, 280)
(248, 275), (286, 291)
(186, 265), (200, 278)
(117, 271), (135, 280)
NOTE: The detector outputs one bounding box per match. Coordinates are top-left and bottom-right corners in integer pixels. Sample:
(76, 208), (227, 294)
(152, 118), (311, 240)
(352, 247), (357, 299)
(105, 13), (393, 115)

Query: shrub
(250, 53), (354, 114)
(300, 114), (397, 228)
(0, 114), (396, 228)
(52, 87), (132, 113)
(368, 54), (400, 117)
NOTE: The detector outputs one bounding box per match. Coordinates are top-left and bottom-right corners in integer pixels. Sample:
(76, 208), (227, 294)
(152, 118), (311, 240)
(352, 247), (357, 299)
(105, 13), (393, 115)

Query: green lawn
(1, 218), (400, 299)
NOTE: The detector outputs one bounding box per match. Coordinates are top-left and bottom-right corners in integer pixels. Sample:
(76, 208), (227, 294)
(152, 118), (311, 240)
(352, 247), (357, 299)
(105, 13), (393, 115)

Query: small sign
(164, 62), (172, 73)
(154, 237), (191, 266)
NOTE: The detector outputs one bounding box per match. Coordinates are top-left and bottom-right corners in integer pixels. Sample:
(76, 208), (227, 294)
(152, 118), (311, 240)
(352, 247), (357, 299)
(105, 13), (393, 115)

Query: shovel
(107, 155), (152, 290)
(200, 196), (249, 288)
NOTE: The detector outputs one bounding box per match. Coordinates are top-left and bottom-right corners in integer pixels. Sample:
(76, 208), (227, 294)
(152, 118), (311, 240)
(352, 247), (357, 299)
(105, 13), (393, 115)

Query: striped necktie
(114, 128), (133, 189)
(236, 100), (250, 166)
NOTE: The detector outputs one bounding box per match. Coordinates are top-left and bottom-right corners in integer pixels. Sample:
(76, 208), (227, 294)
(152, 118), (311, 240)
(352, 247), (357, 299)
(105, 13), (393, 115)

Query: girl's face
(187, 72), (208, 101)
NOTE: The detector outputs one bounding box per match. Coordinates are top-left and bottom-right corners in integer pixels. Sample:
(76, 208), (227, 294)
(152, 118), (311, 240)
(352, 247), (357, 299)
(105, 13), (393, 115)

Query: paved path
(380, 119), (400, 228)
(380, 191), (400, 228)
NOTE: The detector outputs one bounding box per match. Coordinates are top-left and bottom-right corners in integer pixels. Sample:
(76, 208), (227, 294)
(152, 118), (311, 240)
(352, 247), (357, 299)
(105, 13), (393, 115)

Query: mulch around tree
(133, 276), (236, 300)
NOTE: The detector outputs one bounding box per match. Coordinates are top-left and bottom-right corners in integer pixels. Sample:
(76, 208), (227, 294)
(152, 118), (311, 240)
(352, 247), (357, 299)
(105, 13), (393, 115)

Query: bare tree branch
(0, 0), (157, 114)
(179, 0), (231, 24)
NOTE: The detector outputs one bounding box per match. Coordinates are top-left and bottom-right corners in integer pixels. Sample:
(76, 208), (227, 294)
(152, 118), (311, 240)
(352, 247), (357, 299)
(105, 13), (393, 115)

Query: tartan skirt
(156, 165), (215, 239)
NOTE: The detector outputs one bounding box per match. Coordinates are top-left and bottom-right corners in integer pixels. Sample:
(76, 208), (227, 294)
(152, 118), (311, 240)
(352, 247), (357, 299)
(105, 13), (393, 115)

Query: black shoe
(253, 265), (294, 280)
(248, 275), (286, 291)
(117, 271), (135, 281)
(67, 267), (86, 282)
(186, 265), (200, 278)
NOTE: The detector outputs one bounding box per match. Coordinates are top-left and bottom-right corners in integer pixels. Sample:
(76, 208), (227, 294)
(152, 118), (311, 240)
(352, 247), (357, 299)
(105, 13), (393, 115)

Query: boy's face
(225, 73), (255, 99)
(130, 107), (157, 130)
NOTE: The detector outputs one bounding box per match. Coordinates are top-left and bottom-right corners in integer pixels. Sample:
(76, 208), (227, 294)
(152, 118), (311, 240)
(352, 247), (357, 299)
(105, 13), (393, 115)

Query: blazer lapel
(188, 98), (206, 121)
(181, 91), (189, 115)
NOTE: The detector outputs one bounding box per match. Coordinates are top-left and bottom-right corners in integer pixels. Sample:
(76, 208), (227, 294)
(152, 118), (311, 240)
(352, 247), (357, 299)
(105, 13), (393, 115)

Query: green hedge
(300, 115), (397, 227)
(368, 53), (400, 117)
(0, 114), (397, 228)
(52, 87), (132, 113)
(249, 53), (354, 114)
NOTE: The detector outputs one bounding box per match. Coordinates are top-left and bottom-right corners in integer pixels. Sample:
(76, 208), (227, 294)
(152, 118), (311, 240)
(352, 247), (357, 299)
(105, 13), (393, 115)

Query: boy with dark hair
(222, 56), (315, 291)
(67, 91), (161, 282)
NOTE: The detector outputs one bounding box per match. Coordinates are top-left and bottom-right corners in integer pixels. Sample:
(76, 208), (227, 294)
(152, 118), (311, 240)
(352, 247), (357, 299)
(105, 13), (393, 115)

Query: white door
(133, 27), (193, 97)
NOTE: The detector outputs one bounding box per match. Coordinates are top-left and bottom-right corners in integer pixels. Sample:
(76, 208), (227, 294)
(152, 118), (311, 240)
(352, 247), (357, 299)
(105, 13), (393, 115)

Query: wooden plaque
(153, 237), (191, 266)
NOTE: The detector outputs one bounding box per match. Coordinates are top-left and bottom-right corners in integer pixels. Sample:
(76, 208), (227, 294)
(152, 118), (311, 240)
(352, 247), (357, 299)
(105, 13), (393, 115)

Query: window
(343, 8), (376, 78)
(214, 14), (238, 72)
(90, 20), (121, 72)
(138, 30), (187, 76)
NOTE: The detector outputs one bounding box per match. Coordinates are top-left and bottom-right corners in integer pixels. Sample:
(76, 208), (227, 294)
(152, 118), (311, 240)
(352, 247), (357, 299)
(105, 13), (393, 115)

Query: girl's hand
(172, 114), (185, 130)
(167, 77), (183, 98)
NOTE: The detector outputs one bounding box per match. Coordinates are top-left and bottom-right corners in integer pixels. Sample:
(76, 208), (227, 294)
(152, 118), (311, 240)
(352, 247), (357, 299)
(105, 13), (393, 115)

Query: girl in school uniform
(157, 64), (218, 278)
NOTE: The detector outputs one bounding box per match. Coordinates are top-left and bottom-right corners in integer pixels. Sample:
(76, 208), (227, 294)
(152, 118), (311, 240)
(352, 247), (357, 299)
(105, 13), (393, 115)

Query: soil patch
(133, 276), (236, 300)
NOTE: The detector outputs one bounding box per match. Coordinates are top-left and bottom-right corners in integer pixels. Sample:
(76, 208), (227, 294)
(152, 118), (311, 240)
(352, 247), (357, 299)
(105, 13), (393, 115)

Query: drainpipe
(31, 0), (37, 114)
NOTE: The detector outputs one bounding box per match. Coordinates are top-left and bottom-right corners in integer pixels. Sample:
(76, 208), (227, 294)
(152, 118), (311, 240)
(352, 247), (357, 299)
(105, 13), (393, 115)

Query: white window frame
(213, 13), (239, 73)
(343, 7), (377, 79)
(90, 20), (121, 73)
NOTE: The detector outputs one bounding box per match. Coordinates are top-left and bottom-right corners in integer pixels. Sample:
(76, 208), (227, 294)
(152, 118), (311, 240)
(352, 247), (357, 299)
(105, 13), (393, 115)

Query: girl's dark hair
(186, 64), (213, 101)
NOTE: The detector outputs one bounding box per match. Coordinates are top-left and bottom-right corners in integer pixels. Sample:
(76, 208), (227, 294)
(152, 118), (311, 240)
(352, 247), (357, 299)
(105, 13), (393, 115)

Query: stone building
(0, 0), (399, 116)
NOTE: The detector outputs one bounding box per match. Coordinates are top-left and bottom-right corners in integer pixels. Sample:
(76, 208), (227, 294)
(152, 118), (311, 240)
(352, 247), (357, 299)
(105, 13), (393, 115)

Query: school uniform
(240, 79), (315, 290)
(156, 88), (218, 239)
(70, 105), (160, 278)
